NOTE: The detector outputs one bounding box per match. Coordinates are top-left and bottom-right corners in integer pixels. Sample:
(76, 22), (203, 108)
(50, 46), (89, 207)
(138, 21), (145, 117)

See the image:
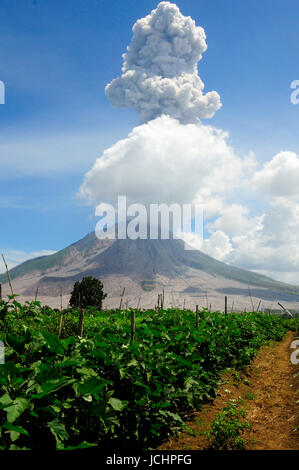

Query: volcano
(1, 232), (299, 311)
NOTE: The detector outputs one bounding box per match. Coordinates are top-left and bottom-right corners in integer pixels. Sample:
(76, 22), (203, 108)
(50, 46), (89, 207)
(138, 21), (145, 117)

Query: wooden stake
(119, 287), (125, 311)
(78, 309), (85, 337)
(35, 287), (39, 302)
(58, 311), (63, 338)
(248, 285), (254, 311)
(196, 304), (199, 330)
(131, 309), (135, 342)
(225, 296), (228, 315)
(0, 283), (2, 301)
(60, 287), (63, 311)
(278, 302), (293, 317)
(1, 254), (14, 297)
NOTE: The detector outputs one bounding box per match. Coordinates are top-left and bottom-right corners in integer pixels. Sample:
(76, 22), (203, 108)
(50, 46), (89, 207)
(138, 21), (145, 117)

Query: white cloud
(79, 115), (251, 207)
(198, 198), (299, 284)
(201, 231), (233, 261)
(106, 2), (221, 123)
(206, 204), (263, 238)
(253, 151), (299, 199)
(0, 250), (56, 273)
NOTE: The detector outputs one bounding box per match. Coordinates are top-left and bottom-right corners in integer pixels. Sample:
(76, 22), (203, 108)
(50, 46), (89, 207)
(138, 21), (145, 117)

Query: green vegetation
(0, 298), (298, 450)
(244, 391), (256, 401)
(206, 404), (251, 450)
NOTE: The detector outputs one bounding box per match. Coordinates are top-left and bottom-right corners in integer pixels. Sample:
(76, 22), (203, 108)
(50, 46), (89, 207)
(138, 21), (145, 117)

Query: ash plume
(105, 2), (221, 123)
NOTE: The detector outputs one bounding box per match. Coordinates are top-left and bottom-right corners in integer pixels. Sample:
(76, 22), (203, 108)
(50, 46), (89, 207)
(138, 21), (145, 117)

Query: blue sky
(0, 0), (298, 276)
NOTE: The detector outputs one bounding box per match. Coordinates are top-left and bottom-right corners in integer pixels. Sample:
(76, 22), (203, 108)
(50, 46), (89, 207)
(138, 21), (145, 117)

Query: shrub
(206, 404), (251, 450)
(69, 277), (107, 310)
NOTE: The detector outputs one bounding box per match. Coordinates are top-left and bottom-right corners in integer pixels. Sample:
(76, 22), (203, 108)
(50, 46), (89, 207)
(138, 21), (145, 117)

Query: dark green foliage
(69, 277), (107, 310)
(0, 300), (298, 450)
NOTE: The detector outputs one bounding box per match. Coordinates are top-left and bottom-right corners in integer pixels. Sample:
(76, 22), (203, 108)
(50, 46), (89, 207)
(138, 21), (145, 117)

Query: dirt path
(158, 331), (299, 450)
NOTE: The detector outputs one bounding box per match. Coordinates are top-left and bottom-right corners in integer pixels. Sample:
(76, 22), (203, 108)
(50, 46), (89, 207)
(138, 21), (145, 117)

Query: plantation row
(0, 299), (298, 450)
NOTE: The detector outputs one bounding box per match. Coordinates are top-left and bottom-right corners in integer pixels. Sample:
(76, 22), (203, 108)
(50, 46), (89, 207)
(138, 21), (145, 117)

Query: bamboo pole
(196, 304), (199, 330)
(248, 285), (254, 311)
(1, 254), (14, 297)
(60, 287), (63, 311)
(0, 283), (2, 301)
(225, 296), (228, 315)
(119, 287), (125, 311)
(78, 309), (85, 336)
(131, 309), (135, 342)
(35, 287), (39, 302)
(58, 311), (63, 338)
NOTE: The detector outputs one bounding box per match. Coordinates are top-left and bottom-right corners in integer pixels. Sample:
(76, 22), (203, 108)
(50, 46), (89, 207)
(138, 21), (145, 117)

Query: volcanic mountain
(1, 232), (299, 311)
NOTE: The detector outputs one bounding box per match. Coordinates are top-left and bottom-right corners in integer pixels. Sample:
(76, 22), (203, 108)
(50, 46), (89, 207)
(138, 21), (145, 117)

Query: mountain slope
(1, 232), (298, 296)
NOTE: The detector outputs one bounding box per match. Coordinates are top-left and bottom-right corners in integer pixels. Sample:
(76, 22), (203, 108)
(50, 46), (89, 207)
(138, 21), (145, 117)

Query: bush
(69, 277), (107, 310)
(206, 404), (251, 450)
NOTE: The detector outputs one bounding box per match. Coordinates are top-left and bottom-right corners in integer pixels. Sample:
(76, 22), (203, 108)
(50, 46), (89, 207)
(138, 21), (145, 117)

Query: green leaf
(127, 359), (138, 367)
(78, 377), (110, 396)
(6, 398), (30, 423)
(0, 393), (13, 407)
(40, 331), (65, 354)
(76, 367), (98, 377)
(108, 397), (127, 411)
(47, 418), (69, 442)
(64, 441), (97, 450)
(2, 422), (29, 436)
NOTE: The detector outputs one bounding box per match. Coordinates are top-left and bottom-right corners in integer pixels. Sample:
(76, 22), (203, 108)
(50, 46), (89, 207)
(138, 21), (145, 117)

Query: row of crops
(0, 299), (298, 450)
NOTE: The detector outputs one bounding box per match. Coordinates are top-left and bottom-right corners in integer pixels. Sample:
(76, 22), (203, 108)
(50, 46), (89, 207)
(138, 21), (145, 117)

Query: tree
(69, 277), (107, 310)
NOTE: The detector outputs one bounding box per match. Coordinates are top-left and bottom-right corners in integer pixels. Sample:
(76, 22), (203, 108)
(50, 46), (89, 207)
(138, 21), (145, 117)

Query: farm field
(0, 299), (298, 450)
(159, 330), (299, 450)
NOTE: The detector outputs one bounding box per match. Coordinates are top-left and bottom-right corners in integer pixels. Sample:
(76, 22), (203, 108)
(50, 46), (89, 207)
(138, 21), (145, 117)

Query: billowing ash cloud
(105, 1), (221, 123)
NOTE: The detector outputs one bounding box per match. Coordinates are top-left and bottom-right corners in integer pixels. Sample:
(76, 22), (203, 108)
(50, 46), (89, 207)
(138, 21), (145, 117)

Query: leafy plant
(206, 404), (251, 450)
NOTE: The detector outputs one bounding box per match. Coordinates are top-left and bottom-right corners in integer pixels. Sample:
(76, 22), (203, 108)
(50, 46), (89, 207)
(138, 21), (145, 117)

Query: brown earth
(158, 331), (299, 450)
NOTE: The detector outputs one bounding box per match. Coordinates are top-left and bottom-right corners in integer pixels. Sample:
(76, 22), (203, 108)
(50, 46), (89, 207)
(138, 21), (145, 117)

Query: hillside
(1, 233), (299, 305)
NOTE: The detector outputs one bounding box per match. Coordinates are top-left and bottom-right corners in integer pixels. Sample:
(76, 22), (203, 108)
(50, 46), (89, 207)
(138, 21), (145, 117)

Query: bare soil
(158, 331), (299, 450)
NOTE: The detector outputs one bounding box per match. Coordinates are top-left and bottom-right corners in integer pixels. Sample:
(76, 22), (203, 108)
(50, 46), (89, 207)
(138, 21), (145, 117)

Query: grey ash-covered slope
(1, 231), (298, 297)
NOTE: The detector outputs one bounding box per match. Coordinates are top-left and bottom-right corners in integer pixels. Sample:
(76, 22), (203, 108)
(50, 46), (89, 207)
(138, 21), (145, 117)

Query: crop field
(0, 299), (298, 450)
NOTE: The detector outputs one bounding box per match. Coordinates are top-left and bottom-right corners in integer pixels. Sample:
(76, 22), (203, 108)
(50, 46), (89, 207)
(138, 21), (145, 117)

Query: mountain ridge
(1, 231), (298, 296)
